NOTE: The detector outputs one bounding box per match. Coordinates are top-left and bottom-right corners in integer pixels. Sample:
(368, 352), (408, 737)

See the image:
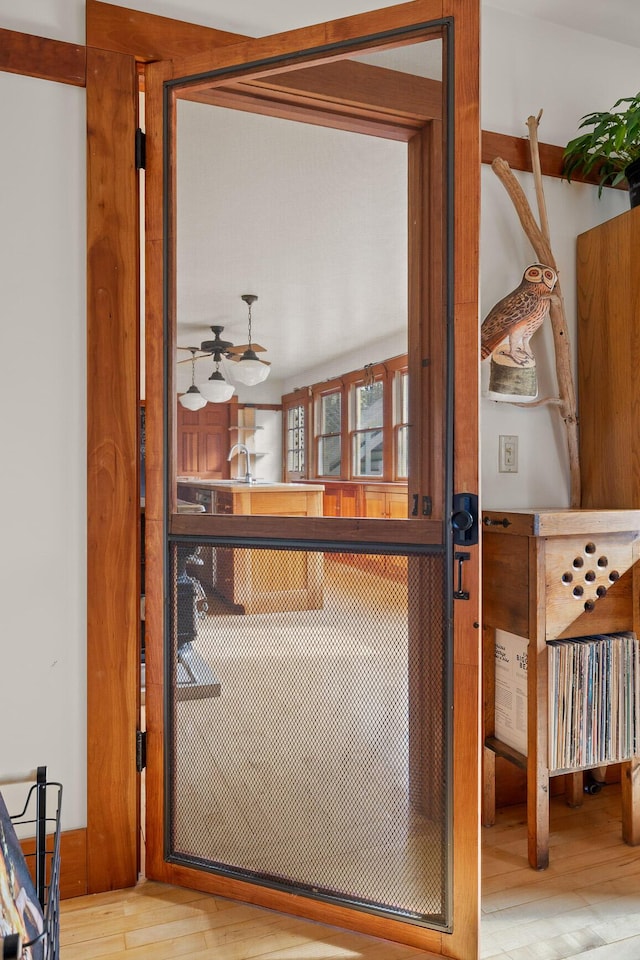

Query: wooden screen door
(143, 2), (480, 956)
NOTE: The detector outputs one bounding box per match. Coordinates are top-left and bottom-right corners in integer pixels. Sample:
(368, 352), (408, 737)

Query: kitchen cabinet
(176, 481), (325, 613)
(364, 483), (408, 519)
(577, 206), (640, 509)
(362, 484), (408, 579)
(177, 401), (232, 479)
(315, 481), (365, 517)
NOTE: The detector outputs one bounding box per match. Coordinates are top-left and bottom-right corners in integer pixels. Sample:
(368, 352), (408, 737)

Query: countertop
(176, 479), (325, 491)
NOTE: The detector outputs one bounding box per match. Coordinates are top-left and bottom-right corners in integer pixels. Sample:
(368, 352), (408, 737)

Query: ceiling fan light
(232, 351), (270, 386)
(198, 371), (235, 403)
(179, 385), (207, 410)
(233, 293), (270, 386)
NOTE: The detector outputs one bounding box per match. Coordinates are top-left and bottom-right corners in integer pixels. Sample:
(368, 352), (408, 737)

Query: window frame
(388, 356), (410, 481)
(348, 365), (387, 481)
(293, 355), (408, 483)
(312, 378), (347, 480)
(282, 387), (311, 481)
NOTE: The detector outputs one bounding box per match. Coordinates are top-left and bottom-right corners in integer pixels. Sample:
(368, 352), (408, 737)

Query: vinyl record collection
(547, 631), (640, 771)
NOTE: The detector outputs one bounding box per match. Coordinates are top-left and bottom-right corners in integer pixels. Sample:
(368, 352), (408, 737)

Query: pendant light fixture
(178, 348), (207, 410)
(198, 325), (235, 403)
(231, 294), (270, 386)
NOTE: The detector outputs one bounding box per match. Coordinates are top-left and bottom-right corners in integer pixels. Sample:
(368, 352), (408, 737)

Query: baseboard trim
(21, 827), (87, 900)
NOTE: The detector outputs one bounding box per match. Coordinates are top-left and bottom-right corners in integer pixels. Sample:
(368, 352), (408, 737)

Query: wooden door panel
(388, 492), (408, 519)
(202, 430), (226, 475)
(178, 429), (199, 476)
(177, 399), (231, 478)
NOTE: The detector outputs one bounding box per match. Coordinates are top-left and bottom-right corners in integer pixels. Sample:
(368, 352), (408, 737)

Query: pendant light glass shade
(232, 350), (270, 385)
(179, 385), (207, 410)
(198, 370), (234, 403)
(235, 293), (270, 385)
(179, 348), (207, 409)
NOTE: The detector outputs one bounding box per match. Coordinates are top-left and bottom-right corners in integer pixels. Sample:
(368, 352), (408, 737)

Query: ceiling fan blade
(225, 352), (270, 366)
(177, 348), (211, 363)
(225, 342), (267, 356)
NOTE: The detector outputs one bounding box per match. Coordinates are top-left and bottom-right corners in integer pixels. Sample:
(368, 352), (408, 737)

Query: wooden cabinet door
(177, 402), (231, 478)
(364, 487), (386, 518)
(387, 490), (408, 519)
(364, 485), (408, 519)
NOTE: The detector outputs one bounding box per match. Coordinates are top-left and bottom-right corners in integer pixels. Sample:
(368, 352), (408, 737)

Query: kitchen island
(176, 480), (325, 614)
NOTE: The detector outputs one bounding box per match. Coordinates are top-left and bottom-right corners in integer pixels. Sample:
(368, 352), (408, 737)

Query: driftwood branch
(492, 117), (581, 508)
(498, 396), (564, 409)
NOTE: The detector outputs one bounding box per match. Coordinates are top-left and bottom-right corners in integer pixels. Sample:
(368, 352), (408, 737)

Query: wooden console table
(482, 508), (640, 869)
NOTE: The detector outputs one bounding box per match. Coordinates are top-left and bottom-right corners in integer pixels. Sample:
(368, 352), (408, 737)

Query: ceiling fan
(176, 326), (270, 366)
(178, 295), (270, 389)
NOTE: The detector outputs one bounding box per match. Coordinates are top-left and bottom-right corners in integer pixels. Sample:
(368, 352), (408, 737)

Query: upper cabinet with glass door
(172, 32), (447, 520)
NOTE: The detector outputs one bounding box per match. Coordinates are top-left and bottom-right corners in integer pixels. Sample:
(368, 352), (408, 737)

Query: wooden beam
(243, 59), (442, 120)
(170, 513), (443, 546)
(482, 128), (628, 191)
(86, 0), (245, 61)
(86, 45), (140, 893)
(0, 14), (623, 191)
(180, 59), (442, 141)
(181, 84), (420, 141)
(0, 27), (85, 85)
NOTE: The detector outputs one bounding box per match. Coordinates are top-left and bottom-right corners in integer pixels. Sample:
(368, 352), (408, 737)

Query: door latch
(451, 492), (479, 545)
(453, 551), (471, 600)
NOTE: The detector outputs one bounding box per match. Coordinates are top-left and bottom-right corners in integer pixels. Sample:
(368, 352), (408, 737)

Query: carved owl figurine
(481, 263), (558, 365)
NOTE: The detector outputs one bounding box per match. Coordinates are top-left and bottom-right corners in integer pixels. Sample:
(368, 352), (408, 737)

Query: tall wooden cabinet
(177, 400), (233, 479)
(578, 205), (640, 508)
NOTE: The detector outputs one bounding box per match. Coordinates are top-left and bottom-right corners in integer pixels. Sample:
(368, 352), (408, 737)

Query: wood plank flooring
(482, 783), (640, 960)
(59, 881), (437, 959)
(60, 783), (640, 960)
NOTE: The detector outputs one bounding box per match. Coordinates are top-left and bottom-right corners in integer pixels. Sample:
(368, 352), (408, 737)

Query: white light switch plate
(499, 434), (518, 473)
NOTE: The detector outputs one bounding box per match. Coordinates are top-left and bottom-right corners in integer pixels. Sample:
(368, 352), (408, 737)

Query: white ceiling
(177, 99), (409, 391)
(484, 0), (640, 50)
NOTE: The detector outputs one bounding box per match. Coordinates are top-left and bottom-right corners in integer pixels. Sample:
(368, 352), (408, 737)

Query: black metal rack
(1, 767), (62, 960)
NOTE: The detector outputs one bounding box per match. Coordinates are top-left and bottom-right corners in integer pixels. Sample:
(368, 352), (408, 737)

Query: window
(282, 388), (310, 481)
(291, 355), (407, 484)
(317, 389), (343, 477)
(286, 403), (306, 475)
(352, 379), (384, 477)
(395, 369), (409, 480)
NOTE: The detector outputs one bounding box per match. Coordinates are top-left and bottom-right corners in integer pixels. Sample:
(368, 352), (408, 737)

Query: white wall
(480, 7), (634, 508)
(0, 71), (86, 827)
(1, 0), (639, 829)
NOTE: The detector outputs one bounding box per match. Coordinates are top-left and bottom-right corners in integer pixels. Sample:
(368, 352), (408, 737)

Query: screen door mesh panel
(168, 542), (450, 925)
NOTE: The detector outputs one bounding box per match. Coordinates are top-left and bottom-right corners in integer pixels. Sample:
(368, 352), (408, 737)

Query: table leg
(621, 757), (640, 845)
(482, 746), (496, 827)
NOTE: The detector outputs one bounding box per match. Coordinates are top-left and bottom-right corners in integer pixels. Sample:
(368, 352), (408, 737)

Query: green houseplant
(562, 93), (640, 206)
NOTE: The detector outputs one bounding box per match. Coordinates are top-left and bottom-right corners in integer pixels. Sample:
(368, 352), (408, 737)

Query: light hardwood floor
(482, 783), (640, 960)
(60, 783), (640, 960)
(59, 881), (437, 959)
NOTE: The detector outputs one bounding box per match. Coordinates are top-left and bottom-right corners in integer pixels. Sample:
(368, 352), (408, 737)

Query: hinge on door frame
(135, 128), (146, 170)
(136, 729), (147, 772)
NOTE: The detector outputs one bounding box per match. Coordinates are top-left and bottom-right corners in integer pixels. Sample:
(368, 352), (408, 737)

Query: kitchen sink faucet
(227, 442), (253, 483)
